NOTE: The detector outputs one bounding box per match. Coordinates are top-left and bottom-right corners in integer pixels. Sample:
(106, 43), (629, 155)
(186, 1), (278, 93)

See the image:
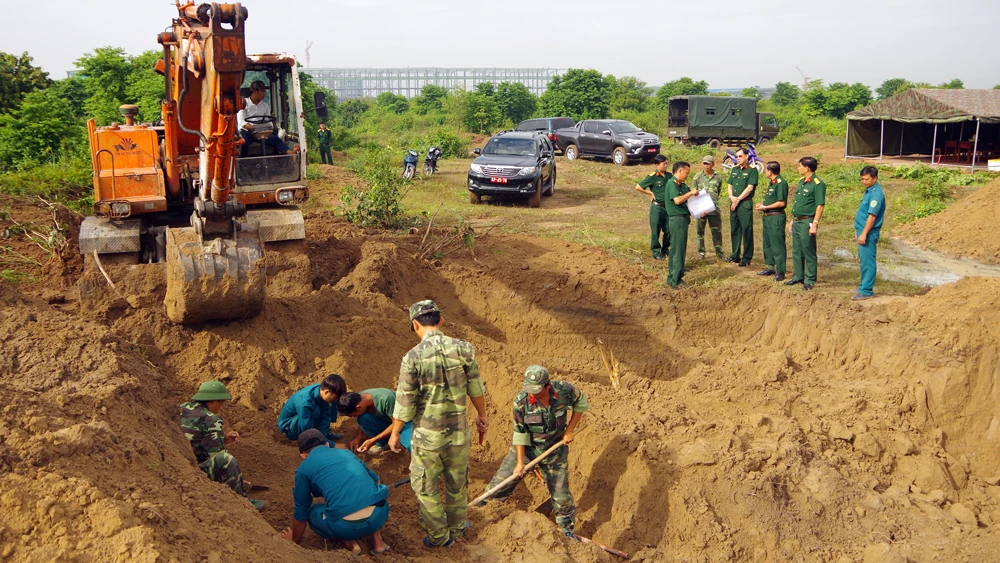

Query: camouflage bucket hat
(190, 380), (232, 401)
(522, 365), (550, 394)
(408, 300), (440, 322)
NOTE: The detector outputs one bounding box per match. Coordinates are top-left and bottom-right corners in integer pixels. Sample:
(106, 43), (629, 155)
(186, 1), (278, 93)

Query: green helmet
(191, 380), (232, 401)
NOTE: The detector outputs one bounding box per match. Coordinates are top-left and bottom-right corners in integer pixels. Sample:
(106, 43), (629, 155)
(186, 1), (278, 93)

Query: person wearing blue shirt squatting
(277, 374), (347, 442)
(853, 166), (886, 301)
(279, 429), (391, 555)
(337, 389), (413, 455)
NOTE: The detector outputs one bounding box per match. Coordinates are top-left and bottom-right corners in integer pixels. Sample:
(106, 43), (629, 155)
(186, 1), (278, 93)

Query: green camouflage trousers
(410, 443), (470, 546)
(199, 451), (246, 497)
(486, 444), (575, 533)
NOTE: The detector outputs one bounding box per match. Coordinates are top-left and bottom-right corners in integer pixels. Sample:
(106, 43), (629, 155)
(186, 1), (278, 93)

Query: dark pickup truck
(556, 119), (660, 165)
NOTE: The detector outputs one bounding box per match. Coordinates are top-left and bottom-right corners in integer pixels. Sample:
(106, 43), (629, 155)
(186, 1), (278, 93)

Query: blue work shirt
(277, 384), (337, 440)
(855, 182), (886, 234)
(293, 446), (388, 521)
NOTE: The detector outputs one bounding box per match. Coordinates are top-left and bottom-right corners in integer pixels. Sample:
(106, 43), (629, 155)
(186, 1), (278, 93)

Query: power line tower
(305, 40), (313, 68)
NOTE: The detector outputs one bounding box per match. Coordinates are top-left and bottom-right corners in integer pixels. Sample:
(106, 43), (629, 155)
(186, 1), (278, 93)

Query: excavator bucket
(163, 225), (265, 324)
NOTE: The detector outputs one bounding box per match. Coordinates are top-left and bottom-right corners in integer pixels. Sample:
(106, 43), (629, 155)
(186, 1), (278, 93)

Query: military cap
(297, 428), (327, 453)
(190, 380), (232, 401)
(408, 300), (440, 321)
(702, 155), (715, 165)
(522, 365), (551, 394)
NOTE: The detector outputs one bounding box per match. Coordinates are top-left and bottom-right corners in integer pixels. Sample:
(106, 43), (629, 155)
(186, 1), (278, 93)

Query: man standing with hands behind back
(786, 156), (826, 290)
(634, 154), (672, 261)
(390, 300), (488, 548)
(726, 148), (758, 267)
(853, 166), (886, 300)
(317, 122), (333, 165)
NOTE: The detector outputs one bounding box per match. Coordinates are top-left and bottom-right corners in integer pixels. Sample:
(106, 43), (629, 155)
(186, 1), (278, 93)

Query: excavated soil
(897, 179), (1000, 266)
(3, 201), (1000, 562)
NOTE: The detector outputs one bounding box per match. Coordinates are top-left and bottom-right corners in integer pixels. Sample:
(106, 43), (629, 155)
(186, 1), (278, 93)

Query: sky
(4, 0), (1000, 90)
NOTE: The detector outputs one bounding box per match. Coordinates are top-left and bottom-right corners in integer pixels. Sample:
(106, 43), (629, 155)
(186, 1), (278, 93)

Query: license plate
(647, 148), (658, 153)
(490, 177), (507, 184)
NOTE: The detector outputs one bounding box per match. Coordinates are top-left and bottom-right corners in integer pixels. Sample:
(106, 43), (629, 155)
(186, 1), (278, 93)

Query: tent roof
(847, 89), (1000, 124)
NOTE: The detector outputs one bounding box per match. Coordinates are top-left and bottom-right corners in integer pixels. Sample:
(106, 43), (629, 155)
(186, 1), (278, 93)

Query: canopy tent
(845, 89), (1000, 170)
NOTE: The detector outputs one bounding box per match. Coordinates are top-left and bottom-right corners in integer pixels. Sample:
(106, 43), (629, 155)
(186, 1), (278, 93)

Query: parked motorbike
(722, 143), (765, 174)
(423, 146), (442, 176)
(402, 149), (419, 180)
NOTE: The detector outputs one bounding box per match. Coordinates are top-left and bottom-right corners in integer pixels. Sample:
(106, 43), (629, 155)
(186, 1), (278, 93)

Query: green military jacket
(762, 174), (789, 210)
(728, 165), (759, 205)
(512, 380), (589, 449)
(637, 171), (672, 204)
(791, 175), (827, 217)
(665, 177), (692, 217)
(692, 171), (723, 214)
(317, 128), (332, 147)
(393, 330), (486, 451)
(180, 401), (226, 464)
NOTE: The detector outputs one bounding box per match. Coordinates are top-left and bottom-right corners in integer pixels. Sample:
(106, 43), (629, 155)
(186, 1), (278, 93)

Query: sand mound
(4, 213), (1000, 562)
(897, 179), (1000, 265)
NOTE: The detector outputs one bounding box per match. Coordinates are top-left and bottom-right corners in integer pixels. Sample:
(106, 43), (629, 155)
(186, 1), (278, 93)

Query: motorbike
(402, 149), (419, 180)
(423, 146), (442, 176)
(721, 143), (765, 175)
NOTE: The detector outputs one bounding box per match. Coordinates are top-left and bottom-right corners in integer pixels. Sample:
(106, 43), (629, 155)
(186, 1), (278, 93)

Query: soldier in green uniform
(317, 123), (333, 165)
(180, 380), (264, 510)
(785, 156), (826, 290)
(634, 154), (672, 260)
(666, 162), (698, 288)
(754, 161), (788, 281)
(478, 366), (589, 540)
(389, 300), (489, 548)
(691, 155), (725, 259)
(726, 148), (759, 267)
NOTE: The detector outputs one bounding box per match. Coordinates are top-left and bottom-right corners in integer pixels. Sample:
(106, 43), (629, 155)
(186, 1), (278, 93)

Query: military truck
(665, 96), (779, 148)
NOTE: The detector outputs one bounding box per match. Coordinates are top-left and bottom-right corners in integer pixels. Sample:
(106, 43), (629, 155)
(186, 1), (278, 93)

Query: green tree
(654, 77), (709, 108)
(0, 52), (51, 114)
(771, 82), (800, 106)
(741, 87), (762, 100)
(0, 89), (83, 170)
(299, 70), (341, 159)
(539, 69), (612, 120)
(338, 99), (370, 128)
(462, 92), (502, 134)
(375, 91), (409, 114)
(475, 82), (495, 97)
(802, 81), (872, 119)
(48, 77), (89, 118)
(610, 76), (653, 112)
(937, 78), (964, 89)
(126, 50), (167, 123)
(414, 84), (448, 115)
(995, 84), (1000, 89)
(494, 81), (537, 124)
(75, 47), (165, 124)
(876, 78), (913, 99)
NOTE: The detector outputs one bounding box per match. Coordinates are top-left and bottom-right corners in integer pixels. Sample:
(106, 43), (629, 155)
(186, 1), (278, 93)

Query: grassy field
(302, 140), (1000, 299)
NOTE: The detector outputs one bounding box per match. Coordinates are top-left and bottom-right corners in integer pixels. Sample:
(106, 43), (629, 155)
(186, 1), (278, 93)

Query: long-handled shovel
(468, 441), (566, 508)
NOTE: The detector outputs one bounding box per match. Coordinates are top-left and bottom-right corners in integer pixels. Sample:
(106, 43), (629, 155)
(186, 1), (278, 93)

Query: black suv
(514, 117), (575, 154)
(468, 131), (556, 208)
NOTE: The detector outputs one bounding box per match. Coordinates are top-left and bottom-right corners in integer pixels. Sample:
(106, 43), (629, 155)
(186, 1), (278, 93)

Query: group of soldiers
(179, 299), (588, 554)
(636, 149), (887, 299)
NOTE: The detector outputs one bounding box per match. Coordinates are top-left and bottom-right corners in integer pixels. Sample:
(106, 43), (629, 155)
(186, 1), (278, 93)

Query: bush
(340, 146), (410, 228)
(661, 142), (714, 164)
(0, 160), (92, 201)
(610, 109), (666, 137)
(898, 201), (947, 223)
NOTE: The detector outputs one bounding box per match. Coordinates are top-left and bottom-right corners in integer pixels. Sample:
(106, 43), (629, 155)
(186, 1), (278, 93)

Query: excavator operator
(238, 80), (299, 157)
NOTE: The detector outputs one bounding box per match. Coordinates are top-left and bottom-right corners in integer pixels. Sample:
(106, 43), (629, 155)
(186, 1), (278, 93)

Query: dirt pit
(897, 178), (1000, 266)
(3, 211), (1000, 562)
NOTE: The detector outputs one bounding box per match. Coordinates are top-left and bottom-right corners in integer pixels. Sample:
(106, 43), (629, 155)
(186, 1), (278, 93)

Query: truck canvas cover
(686, 97), (756, 129)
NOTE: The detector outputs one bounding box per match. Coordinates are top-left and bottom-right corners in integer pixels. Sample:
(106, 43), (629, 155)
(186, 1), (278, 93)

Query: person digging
(476, 366), (589, 541)
(337, 389), (413, 455)
(180, 380), (265, 511)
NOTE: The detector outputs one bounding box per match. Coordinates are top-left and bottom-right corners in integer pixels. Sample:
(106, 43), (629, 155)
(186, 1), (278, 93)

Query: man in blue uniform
(277, 374), (346, 442)
(853, 166), (886, 300)
(337, 389), (413, 454)
(279, 429), (390, 555)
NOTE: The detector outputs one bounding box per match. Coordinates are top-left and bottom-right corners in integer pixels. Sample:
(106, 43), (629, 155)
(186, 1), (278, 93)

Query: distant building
(304, 67), (561, 100)
(707, 87), (777, 99)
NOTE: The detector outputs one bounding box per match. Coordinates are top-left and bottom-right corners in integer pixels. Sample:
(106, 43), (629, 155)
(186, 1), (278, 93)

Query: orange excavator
(80, 2), (325, 323)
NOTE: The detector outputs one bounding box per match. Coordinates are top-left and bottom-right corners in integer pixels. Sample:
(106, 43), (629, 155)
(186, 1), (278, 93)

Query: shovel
(468, 441), (566, 508)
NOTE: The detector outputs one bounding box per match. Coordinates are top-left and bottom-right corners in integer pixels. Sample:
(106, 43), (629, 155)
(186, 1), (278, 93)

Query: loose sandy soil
(896, 179), (1000, 266)
(2, 153), (1000, 562)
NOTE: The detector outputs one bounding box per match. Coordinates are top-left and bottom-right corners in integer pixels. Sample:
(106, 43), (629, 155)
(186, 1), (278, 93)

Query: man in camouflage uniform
(692, 155), (725, 259)
(180, 380), (264, 511)
(389, 300), (488, 548)
(478, 366), (588, 540)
